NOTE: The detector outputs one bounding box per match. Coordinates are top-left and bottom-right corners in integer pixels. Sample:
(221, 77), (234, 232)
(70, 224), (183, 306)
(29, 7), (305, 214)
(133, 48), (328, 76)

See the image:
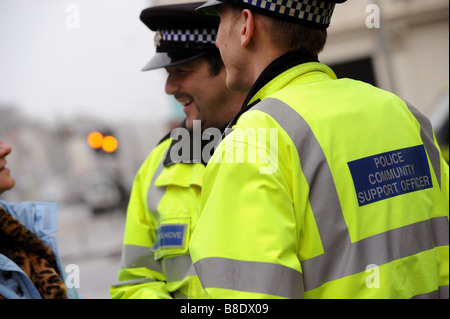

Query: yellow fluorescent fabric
(190, 62), (449, 299)
(110, 138), (208, 299)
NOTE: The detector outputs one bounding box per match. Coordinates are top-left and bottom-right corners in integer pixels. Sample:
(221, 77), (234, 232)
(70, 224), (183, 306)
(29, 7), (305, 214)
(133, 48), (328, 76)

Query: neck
(245, 42), (289, 92)
(244, 50), (319, 106)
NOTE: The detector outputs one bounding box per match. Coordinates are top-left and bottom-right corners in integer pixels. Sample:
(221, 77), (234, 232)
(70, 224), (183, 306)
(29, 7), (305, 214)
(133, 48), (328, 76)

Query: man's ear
(240, 9), (254, 47)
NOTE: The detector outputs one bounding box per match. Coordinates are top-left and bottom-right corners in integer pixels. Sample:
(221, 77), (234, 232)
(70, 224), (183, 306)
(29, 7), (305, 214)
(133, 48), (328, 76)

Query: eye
(166, 63), (195, 78)
(173, 67), (191, 77)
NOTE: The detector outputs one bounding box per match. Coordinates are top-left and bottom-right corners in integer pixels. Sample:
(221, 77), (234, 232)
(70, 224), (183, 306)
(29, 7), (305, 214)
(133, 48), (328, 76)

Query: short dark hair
(228, 5), (327, 56)
(258, 14), (328, 56)
(203, 51), (224, 76)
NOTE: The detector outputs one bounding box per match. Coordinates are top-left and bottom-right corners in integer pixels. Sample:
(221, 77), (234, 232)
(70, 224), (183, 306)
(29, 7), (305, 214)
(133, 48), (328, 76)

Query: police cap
(140, 2), (219, 71)
(196, 0), (347, 29)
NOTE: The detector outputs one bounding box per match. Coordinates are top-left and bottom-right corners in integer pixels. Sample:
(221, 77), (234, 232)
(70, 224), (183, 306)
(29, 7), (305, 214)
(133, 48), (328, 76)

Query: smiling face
(165, 56), (239, 131)
(0, 140), (16, 195)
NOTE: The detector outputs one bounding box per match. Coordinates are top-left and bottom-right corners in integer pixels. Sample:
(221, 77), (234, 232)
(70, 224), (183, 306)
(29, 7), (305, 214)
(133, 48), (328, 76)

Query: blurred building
(322, 0), (449, 161)
(155, 0), (449, 116)
(2, 0), (448, 207)
(152, 0), (449, 160)
(323, 0), (448, 116)
(0, 106), (168, 212)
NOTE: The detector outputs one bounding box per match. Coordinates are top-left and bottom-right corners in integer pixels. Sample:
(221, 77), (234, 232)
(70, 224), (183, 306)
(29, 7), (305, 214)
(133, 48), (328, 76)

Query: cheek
(216, 22), (232, 52)
(215, 33), (224, 52)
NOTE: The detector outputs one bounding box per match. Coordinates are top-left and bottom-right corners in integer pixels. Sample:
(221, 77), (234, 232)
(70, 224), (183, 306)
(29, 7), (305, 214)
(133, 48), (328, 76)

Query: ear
(240, 9), (254, 47)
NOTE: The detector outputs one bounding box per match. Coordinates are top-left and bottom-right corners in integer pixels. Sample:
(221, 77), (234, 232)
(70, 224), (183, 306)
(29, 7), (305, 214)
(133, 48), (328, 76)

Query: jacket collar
(244, 51), (319, 107)
(163, 52), (322, 163)
(163, 121), (228, 166)
(225, 51), (319, 130)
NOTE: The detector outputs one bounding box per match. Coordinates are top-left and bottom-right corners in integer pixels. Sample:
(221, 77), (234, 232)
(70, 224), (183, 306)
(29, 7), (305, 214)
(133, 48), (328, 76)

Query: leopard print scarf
(0, 207), (68, 299)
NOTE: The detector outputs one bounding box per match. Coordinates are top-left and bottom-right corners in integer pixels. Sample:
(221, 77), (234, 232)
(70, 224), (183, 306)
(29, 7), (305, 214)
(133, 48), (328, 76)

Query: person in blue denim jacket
(0, 139), (80, 299)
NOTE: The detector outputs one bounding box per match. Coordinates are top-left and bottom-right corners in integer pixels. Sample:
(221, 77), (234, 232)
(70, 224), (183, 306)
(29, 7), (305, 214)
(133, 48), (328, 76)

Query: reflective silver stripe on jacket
(194, 257), (304, 298)
(254, 98), (449, 294)
(195, 97), (449, 298)
(145, 148), (198, 296)
(411, 285), (449, 299)
(112, 244), (163, 288)
(404, 100), (441, 188)
(111, 277), (157, 288)
(116, 247), (198, 295)
(113, 153), (168, 289)
(162, 254), (198, 282)
(120, 244), (163, 273)
(146, 149), (168, 223)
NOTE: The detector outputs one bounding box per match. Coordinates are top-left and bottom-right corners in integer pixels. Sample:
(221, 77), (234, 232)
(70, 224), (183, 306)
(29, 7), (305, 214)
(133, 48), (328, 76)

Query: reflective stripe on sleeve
(162, 254), (197, 282)
(122, 247), (198, 284)
(254, 99), (349, 252)
(404, 100), (442, 188)
(411, 285), (449, 299)
(302, 216), (449, 291)
(120, 244), (163, 274)
(111, 277), (157, 288)
(147, 149), (168, 223)
(194, 257), (304, 299)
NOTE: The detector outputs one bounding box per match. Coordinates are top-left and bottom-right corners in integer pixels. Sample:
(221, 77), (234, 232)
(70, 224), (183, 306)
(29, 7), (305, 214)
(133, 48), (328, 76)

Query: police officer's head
(197, 0), (346, 29)
(140, 2), (245, 131)
(140, 2), (220, 72)
(195, 0), (346, 92)
(197, 0), (346, 53)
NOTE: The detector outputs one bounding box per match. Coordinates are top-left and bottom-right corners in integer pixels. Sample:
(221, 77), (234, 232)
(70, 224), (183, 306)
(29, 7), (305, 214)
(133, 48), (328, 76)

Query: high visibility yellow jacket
(190, 53), (449, 299)
(110, 135), (207, 299)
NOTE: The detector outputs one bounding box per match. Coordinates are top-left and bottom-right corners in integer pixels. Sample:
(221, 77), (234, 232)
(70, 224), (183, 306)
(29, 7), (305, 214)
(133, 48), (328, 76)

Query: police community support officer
(190, 0), (449, 298)
(110, 2), (245, 299)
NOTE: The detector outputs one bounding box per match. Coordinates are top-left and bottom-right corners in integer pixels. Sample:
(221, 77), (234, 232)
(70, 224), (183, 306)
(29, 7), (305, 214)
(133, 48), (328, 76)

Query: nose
(165, 73), (181, 96)
(0, 141), (12, 158)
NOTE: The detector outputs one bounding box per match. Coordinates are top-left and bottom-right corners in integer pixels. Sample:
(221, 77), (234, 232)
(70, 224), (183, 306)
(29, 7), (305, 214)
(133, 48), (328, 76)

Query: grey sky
(0, 0), (177, 124)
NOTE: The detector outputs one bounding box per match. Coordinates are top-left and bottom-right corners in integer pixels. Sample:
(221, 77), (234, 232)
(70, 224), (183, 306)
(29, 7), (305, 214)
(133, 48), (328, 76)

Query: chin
(185, 122), (194, 131)
(0, 178), (16, 194)
(226, 76), (247, 93)
(184, 118), (196, 131)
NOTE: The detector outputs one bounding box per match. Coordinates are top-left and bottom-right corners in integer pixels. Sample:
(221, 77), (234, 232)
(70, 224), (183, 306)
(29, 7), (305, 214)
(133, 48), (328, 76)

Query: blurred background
(0, 0), (448, 298)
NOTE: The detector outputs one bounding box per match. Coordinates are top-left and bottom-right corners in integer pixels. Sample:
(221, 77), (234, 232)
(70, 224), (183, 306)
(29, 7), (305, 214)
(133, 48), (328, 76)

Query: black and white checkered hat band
(157, 28), (217, 45)
(243, 0), (335, 25)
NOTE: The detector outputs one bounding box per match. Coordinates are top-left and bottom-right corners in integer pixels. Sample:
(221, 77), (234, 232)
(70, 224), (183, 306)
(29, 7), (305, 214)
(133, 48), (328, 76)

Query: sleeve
(110, 144), (172, 299)
(440, 149), (449, 220)
(189, 113), (304, 299)
(0, 200), (56, 237)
